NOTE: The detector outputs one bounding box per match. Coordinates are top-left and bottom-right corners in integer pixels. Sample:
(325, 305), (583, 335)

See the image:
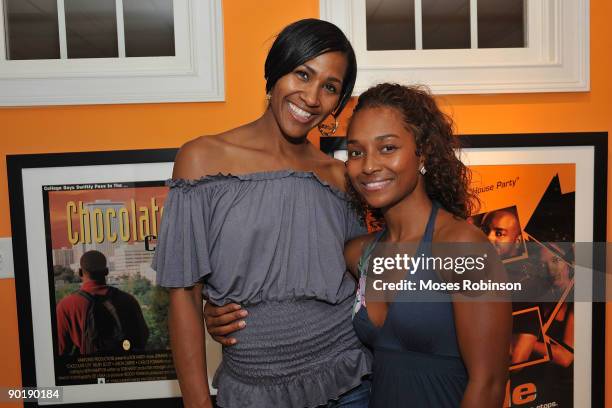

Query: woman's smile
(359, 178), (394, 192)
(287, 101), (314, 123)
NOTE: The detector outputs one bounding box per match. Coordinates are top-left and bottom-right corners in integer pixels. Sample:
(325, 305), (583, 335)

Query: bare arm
(454, 299), (511, 408)
(344, 234), (374, 279)
(511, 333), (537, 364)
(168, 140), (218, 408)
(169, 284), (213, 408)
(447, 224), (512, 407)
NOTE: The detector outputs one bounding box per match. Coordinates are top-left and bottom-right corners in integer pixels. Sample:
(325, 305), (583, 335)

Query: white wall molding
(0, 0), (224, 106)
(320, 0), (589, 94)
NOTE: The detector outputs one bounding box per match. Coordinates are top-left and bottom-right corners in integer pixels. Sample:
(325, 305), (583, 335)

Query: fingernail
(239, 320), (246, 328)
(235, 304), (241, 310)
(239, 310), (248, 317)
(231, 339), (237, 345)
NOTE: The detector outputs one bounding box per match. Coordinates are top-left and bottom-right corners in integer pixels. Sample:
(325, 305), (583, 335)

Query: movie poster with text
(468, 164), (575, 408)
(43, 181), (175, 386)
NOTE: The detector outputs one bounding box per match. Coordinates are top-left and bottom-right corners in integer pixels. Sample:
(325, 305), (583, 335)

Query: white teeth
(288, 102), (312, 120)
(363, 180), (391, 190)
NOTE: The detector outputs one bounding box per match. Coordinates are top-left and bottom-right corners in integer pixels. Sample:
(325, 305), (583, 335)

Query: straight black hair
(264, 18), (357, 117)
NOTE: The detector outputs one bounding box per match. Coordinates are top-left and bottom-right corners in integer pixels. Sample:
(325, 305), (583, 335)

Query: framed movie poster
(7, 150), (221, 407)
(460, 133), (606, 408)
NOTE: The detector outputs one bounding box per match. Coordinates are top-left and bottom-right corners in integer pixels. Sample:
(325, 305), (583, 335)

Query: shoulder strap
(75, 286), (114, 302)
(76, 289), (94, 302)
(101, 298), (124, 332)
(98, 287), (123, 331)
(417, 201), (440, 258)
(352, 229), (386, 319)
(422, 201), (440, 243)
(357, 229), (386, 278)
(76, 287), (123, 330)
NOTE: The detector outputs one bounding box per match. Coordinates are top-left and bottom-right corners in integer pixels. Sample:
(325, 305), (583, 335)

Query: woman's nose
(300, 83), (320, 107)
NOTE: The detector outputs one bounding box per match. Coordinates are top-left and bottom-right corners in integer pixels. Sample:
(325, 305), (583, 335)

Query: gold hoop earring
(318, 116), (339, 137)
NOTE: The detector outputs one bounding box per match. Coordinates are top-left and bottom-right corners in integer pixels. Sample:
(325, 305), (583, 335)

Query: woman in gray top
(153, 19), (371, 408)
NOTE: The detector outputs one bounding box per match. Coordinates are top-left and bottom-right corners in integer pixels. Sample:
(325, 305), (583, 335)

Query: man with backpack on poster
(56, 250), (149, 356)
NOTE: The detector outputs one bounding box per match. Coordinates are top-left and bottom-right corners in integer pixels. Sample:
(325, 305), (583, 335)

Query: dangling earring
(265, 93), (271, 102)
(419, 164), (427, 175)
(318, 116), (339, 137)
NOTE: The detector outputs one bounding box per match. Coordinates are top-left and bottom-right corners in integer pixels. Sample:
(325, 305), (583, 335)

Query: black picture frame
(7, 149), (187, 408)
(459, 132), (606, 408)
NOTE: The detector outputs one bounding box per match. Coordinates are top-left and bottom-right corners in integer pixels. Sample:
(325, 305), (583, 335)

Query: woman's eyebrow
(347, 134), (399, 145)
(375, 134), (400, 141)
(301, 63), (343, 84)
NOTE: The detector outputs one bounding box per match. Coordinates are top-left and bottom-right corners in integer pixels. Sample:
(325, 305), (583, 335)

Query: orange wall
(0, 0), (610, 406)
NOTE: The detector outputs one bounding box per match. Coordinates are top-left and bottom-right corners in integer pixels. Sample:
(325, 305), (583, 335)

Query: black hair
(264, 18), (357, 117)
(80, 250), (108, 280)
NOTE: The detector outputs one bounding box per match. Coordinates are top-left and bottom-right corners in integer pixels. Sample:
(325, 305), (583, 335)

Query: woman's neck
(382, 184), (432, 242)
(252, 108), (312, 159)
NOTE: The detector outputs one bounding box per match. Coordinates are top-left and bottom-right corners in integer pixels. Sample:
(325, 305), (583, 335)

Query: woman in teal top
(344, 83), (512, 407)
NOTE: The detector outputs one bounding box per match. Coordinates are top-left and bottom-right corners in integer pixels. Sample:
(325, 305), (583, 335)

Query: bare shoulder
(435, 210), (489, 244)
(172, 128), (254, 179)
(345, 232), (377, 276)
(172, 136), (224, 179)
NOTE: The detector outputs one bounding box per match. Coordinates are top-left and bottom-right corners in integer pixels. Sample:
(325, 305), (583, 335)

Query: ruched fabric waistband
(213, 298), (372, 408)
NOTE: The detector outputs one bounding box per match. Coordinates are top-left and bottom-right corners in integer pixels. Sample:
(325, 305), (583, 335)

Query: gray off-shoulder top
(152, 170), (371, 408)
